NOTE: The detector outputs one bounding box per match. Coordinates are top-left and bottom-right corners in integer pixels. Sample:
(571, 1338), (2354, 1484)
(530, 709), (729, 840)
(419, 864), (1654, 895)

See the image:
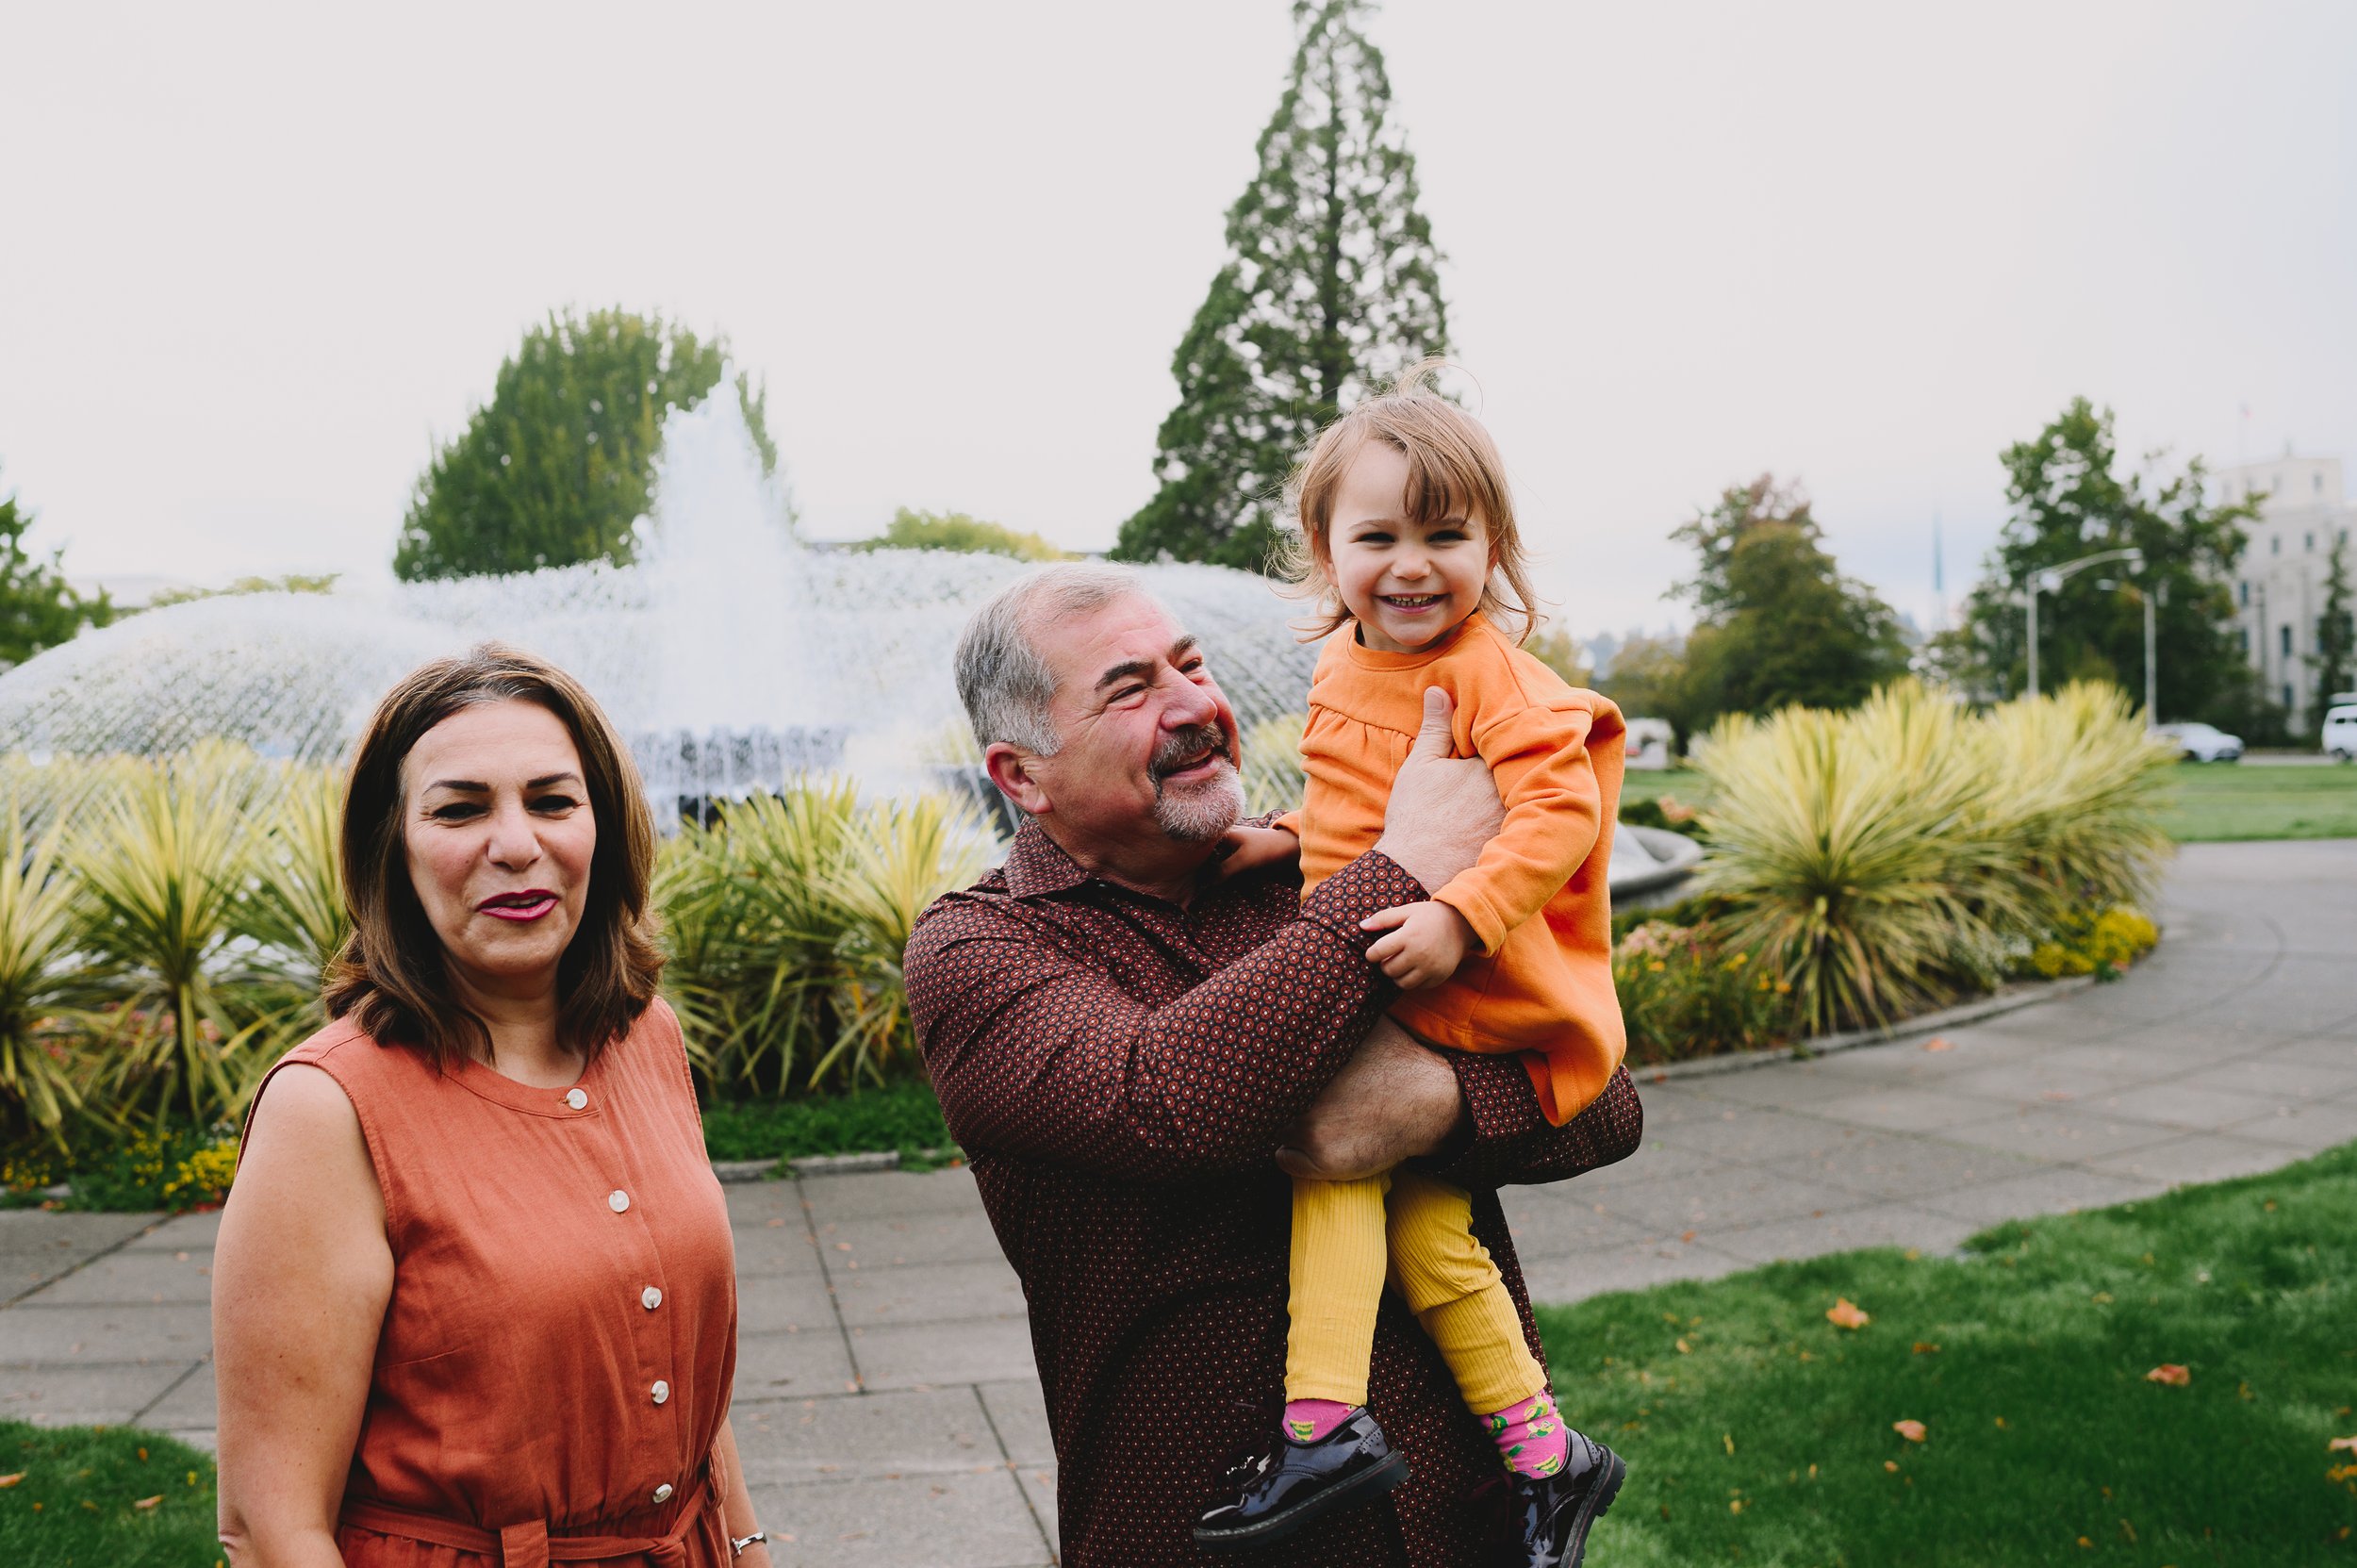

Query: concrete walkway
(2, 839), (2350, 1567)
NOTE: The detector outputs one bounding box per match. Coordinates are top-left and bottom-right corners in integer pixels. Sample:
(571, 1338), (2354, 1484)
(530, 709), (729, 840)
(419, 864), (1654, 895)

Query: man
(905, 565), (1642, 1565)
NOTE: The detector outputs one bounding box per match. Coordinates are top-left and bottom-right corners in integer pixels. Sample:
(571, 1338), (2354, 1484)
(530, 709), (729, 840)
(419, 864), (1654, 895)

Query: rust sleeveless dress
(246, 999), (737, 1567)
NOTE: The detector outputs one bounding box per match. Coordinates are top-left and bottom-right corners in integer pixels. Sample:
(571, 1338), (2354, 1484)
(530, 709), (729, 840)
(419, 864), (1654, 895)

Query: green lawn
(2156, 762), (2357, 842)
(0, 1423), (219, 1567)
(1621, 767), (1714, 810)
(1536, 1140), (2357, 1566)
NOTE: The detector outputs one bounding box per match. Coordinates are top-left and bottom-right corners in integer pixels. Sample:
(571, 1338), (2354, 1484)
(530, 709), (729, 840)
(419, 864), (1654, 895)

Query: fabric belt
(339, 1473), (713, 1568)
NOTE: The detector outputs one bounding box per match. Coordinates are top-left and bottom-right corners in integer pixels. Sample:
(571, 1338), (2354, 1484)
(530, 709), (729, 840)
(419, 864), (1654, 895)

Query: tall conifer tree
(1113, 0), (1450, 571)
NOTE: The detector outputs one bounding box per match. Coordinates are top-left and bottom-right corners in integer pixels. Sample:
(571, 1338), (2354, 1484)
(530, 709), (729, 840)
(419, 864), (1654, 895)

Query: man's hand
(1276, 1019), (1466, 1181)
(1371, 687), (1504, 893)
(1217, 823), (1301, 881)
(1360, 900), (1475, 989)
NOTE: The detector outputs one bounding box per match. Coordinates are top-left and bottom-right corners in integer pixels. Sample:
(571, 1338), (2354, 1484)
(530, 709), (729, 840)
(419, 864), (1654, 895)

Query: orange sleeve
(1430, 694), (1612, 954)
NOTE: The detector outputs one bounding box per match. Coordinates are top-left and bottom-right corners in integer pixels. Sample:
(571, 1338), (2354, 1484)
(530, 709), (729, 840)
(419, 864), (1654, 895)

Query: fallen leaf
(1679, 1230), (1697, 1244)
(2077, 1537), (2093, 1549)
(0, 1474), (22, 1488)
(135, 1446), (146, 1461)
(133, 1494), (164, 1510)
(2090, 1291), (2114, 1305)
(1826, 1297), (1871, 1329)
(2328, 1436), (2357, 1454)
(1912, 1342), (1940, 1355)
(1675, 1338), (1691, 1354)
(2329, 1464), (2357, 1485)
(2146, 1363), (2191, 1385)
(1893, 1420), (1927, 1443)
(1722, 1433), (1734, 1456)
(1921, 1036), (1953, 1051)
(1884, 1460), (1899, 1472)
(1994, 1416), (2008, 1428)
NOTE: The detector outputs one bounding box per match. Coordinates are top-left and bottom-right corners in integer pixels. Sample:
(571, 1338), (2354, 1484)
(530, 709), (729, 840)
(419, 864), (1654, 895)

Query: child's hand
(1359, 900), (1476, 989)
(1217, 823), (1301, 881)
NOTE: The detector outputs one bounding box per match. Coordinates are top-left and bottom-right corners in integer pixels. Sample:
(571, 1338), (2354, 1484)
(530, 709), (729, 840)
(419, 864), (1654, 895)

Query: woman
(214, 645), (773, 1568)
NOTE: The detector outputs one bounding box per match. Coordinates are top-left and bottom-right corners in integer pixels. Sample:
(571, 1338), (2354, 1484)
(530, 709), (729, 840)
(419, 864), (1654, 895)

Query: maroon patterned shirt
(906, 822), (1644, 1566)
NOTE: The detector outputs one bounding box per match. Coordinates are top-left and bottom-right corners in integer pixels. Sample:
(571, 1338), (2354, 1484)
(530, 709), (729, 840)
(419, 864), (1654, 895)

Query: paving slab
(977, 1378), (1055, 1466)
(118, 1211), (221, 1251)
(0, 1302), (212, 1364)
(1704, 1202), (1983, 1266)
(847, 1314), (1037, 1391)
(827, 1256), (1029, 1326)
(0, 1360), (195, 1425)
(32, 1246), (215, 1306)
(733, 1326), (861, 1400)
(728, 1386), (1003, 1482)
(2085, 1131), (2320, 1185)
(799, 1168), (989, 1224)
(1914, 1166), (2174, 1227)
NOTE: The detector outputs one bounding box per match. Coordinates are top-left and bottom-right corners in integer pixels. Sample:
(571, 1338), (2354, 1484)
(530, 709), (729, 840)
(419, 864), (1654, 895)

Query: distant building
(2218, 454), (2352, 728)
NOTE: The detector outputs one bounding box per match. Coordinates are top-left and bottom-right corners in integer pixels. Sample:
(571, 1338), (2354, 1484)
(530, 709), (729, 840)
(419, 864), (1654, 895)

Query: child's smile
(1324, 439), (1493, 653)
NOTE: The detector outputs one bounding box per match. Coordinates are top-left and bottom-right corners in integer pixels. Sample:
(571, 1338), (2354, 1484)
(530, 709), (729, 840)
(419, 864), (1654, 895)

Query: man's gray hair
(955, 563), (1145, 756)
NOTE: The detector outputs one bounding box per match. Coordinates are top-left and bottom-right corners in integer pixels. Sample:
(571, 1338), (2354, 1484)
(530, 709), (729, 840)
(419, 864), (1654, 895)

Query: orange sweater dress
(1283, 614), (1628, 1126)
(243, 999), (739, 1567)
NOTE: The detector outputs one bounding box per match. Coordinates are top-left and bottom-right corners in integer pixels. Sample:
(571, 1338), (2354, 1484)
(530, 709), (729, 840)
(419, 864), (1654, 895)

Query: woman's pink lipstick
(477, 890), (559, 922)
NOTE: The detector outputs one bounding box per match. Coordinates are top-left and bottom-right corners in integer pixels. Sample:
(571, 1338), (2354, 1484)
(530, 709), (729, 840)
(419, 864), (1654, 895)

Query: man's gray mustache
(1150, 726), (1236, 782)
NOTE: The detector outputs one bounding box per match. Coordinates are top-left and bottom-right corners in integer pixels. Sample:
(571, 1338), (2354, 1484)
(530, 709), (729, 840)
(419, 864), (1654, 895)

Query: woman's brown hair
(1277, 359), (1545, 643)
(324, 643), (664, 1071)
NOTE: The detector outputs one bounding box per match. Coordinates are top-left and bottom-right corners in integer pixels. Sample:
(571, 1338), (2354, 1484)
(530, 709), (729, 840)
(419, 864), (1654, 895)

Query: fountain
(0, 391), (1690, 897)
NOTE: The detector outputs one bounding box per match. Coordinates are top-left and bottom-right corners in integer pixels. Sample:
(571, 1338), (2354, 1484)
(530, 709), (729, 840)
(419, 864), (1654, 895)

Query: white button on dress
(608, 1189), (630, 1213)
(652, 1483), (674, 1505)
(641, 1286), (662, 1311)
(565, 1087), (588, 1110)
(651, 1379), (669, 1405)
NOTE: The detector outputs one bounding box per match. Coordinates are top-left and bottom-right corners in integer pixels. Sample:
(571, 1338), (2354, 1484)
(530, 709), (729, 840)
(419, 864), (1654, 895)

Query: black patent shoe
(1193, 1409), (1411, 1551)
(1506, 1429), (1625, 1568)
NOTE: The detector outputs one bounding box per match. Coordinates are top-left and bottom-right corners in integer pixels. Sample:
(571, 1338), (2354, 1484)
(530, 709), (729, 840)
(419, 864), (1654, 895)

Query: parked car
(2323, 705), (2357, 763)
(2154, 721), (2244, 762)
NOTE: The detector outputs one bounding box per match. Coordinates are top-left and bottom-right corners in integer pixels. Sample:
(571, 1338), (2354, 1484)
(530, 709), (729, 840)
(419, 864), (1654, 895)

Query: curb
(1632, 973), (2100, 1084)
(711, 1148), (960, 1183)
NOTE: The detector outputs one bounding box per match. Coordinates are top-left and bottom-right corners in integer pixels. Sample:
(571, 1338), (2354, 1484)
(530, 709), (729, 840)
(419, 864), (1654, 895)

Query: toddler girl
(1193, 366), (1627, 1566)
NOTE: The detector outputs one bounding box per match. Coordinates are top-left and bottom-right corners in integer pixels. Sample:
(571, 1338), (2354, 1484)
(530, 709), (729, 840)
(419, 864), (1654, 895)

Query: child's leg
(1384, 1168), (1566, 1477)
(1284, 1170), (1393, 1430)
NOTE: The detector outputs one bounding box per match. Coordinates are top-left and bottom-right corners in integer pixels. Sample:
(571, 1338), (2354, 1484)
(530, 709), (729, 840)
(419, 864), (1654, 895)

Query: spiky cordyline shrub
(71, 742), (280, 1129)
(0, 798), (101, 1146)
(658, 782), (994, 1097)
(1694, 680), (2174, 1034)
(234, 763), (352, 1066)
(1693, 683), (2034, 1033)
(1970, 681), (2176, 922)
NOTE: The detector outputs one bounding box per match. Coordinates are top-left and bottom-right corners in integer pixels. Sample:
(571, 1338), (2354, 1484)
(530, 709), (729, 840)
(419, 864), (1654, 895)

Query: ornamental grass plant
(1691, 681), (2174, 1035)
(658, 781), (993, 1096)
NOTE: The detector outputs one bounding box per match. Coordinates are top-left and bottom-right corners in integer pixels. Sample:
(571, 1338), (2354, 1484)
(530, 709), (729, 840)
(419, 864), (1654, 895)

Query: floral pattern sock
(1282, 1398), (1360, 1444)
(1486, 1390), (1569, 1478)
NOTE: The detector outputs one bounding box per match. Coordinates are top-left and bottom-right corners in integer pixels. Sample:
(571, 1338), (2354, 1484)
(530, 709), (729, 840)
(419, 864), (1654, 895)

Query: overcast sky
(4, 0), (2353, 637)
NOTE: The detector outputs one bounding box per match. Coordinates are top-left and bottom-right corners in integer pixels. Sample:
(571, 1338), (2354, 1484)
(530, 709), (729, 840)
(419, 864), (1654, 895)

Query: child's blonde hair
(1277, 360), (1543, 643)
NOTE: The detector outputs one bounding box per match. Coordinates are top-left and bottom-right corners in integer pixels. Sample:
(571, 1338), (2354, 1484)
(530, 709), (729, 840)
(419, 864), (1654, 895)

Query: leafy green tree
(1113, 0), (1449, 571)
(0, 470), (111, 670)
(394, 308), (780, 581)
(1939, 398), (2252, 720)
(855, 508), (1071, 561)
(1594, 634), (1692, 734)
(1672, 476), (1909, 730)
(2312, 531), (2354, 711)
(1524, 627), (1594, 688)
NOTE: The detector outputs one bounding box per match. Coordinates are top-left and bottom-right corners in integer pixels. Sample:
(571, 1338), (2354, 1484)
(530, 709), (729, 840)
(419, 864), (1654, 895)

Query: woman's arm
(712, 1418), (771, 1566)
(215, 1064), (393, 1568)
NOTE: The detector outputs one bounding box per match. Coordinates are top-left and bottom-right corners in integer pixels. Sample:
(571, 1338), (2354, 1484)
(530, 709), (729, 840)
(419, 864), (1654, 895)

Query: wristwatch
(730, 1530), (768, 1557)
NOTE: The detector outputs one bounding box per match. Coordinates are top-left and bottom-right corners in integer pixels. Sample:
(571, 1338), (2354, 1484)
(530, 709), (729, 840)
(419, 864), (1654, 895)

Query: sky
(4, 0), (2354, 639)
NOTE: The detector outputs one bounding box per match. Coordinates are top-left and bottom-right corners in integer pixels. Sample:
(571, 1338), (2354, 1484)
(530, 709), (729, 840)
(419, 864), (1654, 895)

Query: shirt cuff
(1445, 1049), (1550, 1147)
(1297, 850), (1426, 959)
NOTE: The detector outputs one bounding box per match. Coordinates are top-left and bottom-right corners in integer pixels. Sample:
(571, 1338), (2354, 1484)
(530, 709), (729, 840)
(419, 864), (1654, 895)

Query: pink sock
(1282, 1398), (1359, 1443)
(1486, 1390), (1568, 1478)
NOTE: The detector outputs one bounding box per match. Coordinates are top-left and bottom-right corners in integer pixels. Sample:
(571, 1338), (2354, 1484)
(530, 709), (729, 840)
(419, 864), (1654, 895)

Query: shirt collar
(1000, 818), (1234, 905)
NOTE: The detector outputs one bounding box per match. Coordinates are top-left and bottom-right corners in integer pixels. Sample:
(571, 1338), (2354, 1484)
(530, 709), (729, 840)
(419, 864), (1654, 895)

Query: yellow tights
(1284, 1165), (1545, 1414)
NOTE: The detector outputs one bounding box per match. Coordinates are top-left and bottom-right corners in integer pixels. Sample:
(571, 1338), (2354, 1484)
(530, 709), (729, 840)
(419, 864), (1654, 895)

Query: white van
(2323, 704), (2357, 763)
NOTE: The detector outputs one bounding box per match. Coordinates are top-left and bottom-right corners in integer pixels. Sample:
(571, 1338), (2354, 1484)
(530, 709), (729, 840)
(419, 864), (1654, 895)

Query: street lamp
(2023, 547), (2145, 698)
(2095, 576), (2165, 726)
